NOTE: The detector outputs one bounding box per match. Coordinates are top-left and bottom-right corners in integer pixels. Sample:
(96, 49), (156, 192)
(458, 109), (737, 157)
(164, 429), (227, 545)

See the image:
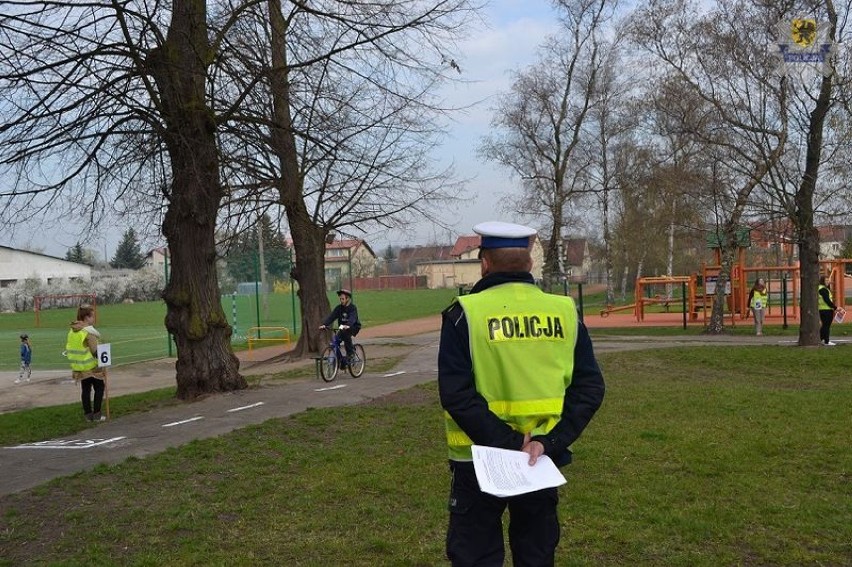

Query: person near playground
(66, 305), (107, 421)
(818, 276), (838, 346)
(438, 221), (606, 566)
(747, 278), (768, 336)
(15, 334), (32, 384)
(319, 289), (362, 360)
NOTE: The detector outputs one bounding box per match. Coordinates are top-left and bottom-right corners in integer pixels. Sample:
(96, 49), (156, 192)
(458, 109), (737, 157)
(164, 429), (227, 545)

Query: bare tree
(479, 0), (614, 289)
(0, 0), (253, 398)
(217, 0), (475, 355)
(760, 0), (848, 345)
(629, 0), (788, 333)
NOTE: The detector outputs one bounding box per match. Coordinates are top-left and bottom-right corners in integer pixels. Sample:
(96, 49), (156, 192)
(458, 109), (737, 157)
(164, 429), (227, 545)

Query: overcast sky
(3, 0), (559, 259)
(369, 0), (560, 250)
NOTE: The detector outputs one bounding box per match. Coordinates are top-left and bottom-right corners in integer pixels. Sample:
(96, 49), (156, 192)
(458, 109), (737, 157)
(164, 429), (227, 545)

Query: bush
(0, 269), (166, 313)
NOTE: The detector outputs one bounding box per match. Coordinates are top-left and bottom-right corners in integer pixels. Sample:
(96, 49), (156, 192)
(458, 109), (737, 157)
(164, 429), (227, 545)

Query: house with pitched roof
(395, 245), (454, 274)
(414, 234), (544, 289)
(324, 239), (377, 290)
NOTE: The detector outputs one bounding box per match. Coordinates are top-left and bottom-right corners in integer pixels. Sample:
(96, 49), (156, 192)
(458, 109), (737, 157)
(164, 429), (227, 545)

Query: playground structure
(600, 235), (852, 324)
(600, 275), (699, 322)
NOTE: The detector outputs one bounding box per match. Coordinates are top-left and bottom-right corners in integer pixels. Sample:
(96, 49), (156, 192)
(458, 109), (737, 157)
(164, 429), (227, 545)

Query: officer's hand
(319, 325), (327, 330)
(521, 433), (545, 466)
(340, 325), (349, 330)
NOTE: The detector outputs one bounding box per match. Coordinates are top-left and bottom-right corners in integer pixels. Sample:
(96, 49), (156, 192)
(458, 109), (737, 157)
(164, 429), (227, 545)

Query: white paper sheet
(471, 445), (567, 497)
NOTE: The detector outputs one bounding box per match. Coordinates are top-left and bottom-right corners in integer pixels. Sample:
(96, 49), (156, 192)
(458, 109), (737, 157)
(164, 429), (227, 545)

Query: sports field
(0, 289), (458, 371)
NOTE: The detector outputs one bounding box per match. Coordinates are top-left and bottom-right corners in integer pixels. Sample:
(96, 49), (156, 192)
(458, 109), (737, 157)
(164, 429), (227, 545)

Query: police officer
(438, 221), (605, 566)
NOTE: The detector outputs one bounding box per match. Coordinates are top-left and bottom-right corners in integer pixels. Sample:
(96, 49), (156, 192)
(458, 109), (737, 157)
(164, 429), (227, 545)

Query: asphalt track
(0, 332), (440, 496)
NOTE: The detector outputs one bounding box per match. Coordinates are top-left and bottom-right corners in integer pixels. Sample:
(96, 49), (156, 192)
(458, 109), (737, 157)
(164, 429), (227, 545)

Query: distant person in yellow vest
(438, 221), (605, 566)
(747, 278), (768, 336)
(66, 305), (107, 421)
(818, 276), (838, 346)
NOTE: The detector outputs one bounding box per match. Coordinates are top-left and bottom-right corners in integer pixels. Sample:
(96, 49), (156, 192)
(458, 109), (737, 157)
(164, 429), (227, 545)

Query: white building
(0, 245), (92, 287)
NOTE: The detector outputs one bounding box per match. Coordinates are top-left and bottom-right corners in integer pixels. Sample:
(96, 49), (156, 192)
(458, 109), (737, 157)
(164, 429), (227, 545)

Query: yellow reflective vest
(750, 288), (768, 310)
(445, 283), (579, 460)
(66, 329), (98, 373)
(818, 285), (834, 311)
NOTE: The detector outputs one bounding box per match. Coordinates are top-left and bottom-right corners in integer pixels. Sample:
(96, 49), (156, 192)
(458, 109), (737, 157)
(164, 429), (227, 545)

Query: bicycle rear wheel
(319, 346), (339, 382)
(348, 344), (366, 378)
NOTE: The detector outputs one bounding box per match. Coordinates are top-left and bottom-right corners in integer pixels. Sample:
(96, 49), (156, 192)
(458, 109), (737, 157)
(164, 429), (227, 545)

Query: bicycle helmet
(336, 289), (352, 297)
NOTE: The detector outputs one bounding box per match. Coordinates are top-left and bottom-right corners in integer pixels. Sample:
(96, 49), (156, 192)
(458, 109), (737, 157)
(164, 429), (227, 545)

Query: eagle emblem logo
(791, 19), (817, 48)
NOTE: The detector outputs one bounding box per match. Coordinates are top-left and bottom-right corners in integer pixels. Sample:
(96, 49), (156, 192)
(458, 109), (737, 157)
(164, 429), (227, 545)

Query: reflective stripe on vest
(818, 285), (833, 311)
(446, 283), (578, 460)
(66, 329), (98, 372)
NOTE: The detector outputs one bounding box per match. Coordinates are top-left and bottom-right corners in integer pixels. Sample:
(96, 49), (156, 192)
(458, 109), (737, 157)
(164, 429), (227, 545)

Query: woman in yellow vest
(66, 305), (107, 421)
(438, 221), (605, 566)
(747, 278), (768, 336)
(818, 276), (838, 346)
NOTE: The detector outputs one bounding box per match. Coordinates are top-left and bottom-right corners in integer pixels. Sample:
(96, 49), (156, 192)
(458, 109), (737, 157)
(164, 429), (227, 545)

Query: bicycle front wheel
(348, 344), (366, 378)
(319, 346), (339, 382)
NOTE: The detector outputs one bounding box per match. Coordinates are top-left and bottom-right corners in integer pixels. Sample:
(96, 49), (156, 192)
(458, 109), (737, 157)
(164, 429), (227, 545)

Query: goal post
(34, 294), (97, 327)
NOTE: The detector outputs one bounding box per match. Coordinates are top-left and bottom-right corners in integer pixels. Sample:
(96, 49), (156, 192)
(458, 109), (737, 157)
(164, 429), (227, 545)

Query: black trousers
(80, 377), (105, 416)
(337, 328), (358, 357)
(446, 462), (560, 567)
(819, 310), (834, 343)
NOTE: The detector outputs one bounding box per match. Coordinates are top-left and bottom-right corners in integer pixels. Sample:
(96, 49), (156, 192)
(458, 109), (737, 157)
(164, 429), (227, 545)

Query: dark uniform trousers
(447, 462), (560, 567)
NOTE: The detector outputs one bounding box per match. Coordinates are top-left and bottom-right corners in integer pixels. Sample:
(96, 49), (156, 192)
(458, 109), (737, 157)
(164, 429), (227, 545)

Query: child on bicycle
(319, 289), (362, 362)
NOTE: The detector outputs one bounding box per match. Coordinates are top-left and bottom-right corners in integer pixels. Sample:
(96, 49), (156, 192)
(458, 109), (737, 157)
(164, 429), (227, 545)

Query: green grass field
(0, 289), (458, 371)
(1, 346), (850, 565)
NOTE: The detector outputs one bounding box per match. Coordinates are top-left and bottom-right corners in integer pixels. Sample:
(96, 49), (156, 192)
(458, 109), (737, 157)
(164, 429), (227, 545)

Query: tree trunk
(706, 240), (735, 335)
(795, 2), (836, 346)
(149, 0), (245, 399)
(543, 221), (563, 291)
(268, 0), (330, 356)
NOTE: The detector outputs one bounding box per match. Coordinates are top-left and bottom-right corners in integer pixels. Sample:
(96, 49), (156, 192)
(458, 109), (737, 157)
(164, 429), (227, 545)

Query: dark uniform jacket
(323, 303), (362, 333)
(438, 271), (605, 467)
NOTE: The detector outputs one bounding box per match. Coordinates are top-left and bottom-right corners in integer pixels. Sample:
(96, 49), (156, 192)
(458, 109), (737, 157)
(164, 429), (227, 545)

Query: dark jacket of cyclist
(320, 289), (361, 357)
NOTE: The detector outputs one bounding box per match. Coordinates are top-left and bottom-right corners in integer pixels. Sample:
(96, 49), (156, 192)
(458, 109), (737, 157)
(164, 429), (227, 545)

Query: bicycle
(316, 326), (366, 382)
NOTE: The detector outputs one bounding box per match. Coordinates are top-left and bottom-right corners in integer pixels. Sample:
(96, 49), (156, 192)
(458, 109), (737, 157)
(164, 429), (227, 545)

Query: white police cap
(473, 221), (537, 249)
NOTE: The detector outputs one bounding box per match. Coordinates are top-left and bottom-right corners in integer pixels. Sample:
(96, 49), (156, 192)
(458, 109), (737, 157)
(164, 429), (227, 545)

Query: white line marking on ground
(227, 402), (265, 413)
(315, 384), (347, 392)
(383, 371), (406, 377)
(162, 416), (204, 428)
(5, 437), (127, 450)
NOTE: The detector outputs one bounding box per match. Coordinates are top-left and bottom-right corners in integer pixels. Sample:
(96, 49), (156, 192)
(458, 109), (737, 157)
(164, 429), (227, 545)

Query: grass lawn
(1, 345), (851, 565)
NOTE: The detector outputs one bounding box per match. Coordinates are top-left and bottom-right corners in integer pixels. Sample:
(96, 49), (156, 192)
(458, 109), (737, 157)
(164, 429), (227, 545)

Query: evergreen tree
(65, 242), (86, 264)
(110, 228), (146, 269)
(225, 215), (292, 282)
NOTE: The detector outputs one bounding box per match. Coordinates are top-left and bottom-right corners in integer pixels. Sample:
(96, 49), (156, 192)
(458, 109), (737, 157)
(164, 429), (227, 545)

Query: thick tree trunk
(287, 216), (331, 356)
(268, 0), (331, 357)
(150, 0), (245, 399)
(797, 227), (821, 346)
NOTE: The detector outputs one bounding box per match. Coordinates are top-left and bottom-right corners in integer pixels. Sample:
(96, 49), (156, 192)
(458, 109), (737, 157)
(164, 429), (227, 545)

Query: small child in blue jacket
(16, 334), (32, 384)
